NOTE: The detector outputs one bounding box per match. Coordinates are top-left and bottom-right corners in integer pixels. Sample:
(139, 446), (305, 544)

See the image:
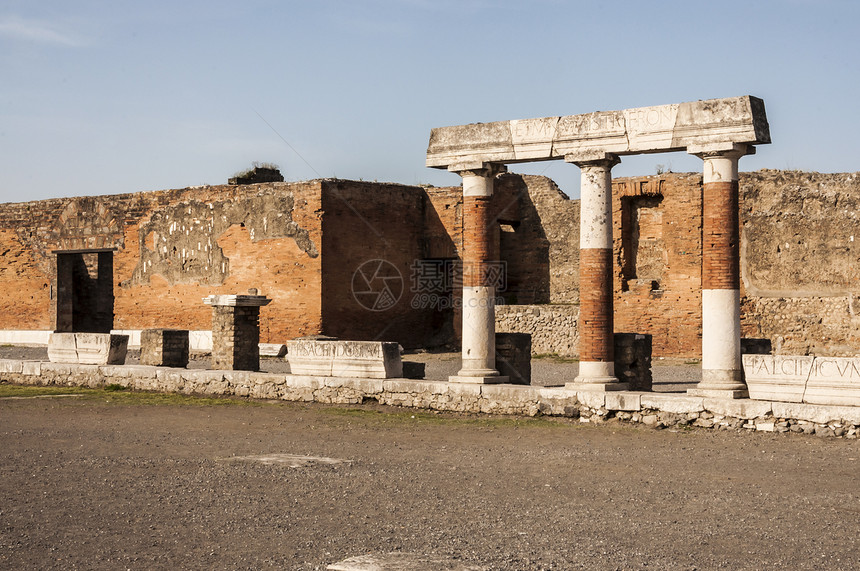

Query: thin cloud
(0, 15), (87, 47)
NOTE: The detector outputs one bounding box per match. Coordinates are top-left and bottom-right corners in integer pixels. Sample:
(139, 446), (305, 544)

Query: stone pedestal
(614, 333), (652, 391)
(48, 332), (128, 365)
(287, 340), (402, 379)
(203, 295), (271, 371)
(140, 329), (189, 368)
(495, 332), (531, 385)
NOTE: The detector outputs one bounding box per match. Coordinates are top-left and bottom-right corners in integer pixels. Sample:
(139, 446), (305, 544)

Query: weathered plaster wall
(4, 170), (860, 358)
(740, 170), (860, 356)
(496, 170), (860, 359)
(0, 182), (325, 342)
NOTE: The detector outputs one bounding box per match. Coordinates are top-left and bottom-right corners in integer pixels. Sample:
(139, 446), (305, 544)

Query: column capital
(447, 162), (507, 179)
(564, 152), (620, 169)
(687, 142), (755, 160)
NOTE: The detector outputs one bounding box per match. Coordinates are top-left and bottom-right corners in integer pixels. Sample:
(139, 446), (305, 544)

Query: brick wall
(320, 180), (439, 348)
(0, 182), (325, 343)
(5, 169), (860, 358)
(612, 173), (704, 358)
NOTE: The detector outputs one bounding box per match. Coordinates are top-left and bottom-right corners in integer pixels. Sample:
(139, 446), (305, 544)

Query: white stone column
(449, 164), (508, 384)
(688, 143), (753, 398)
(565, 154), (629, 391)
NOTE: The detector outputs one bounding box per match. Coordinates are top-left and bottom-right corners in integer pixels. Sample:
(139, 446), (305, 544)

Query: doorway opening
(54, 249), (115, 333)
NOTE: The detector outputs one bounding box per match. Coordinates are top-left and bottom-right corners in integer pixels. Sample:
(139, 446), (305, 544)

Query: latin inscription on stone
(742, 354), (812, 403)
(287, 340), (402, 379)
(289, 341), (384, 359)
(743, 354), (860, 406)
(805, 356), (860, 406)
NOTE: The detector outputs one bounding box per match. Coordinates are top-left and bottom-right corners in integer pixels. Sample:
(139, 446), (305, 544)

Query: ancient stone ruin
(5, 95), (860, 434)
(426, 95), (770, 398)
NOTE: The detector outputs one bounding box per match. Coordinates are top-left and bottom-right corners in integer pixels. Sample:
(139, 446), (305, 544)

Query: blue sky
(1, 0), (858, 202)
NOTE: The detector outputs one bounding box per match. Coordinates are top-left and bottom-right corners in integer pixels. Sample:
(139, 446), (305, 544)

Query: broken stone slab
(327, 552), (486, 571)
(47, 332), (128, 365)
(287, 340), (402, 379)
(804, 356), (860, 407)
(605, 392), (642, 412)
(640, 393), (705, 414)
(742, 354), (813, 403)
(772, 401), (860, 425)
(259, 343), (287, 358)
(703, 398), (772, 420)
(0, 359), (23, 374)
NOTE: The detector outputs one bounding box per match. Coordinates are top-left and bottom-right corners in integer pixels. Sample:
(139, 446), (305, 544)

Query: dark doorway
(54, 249), (115, 333)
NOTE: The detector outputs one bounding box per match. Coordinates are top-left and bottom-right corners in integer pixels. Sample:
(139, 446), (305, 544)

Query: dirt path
(1, 395), (858, 570)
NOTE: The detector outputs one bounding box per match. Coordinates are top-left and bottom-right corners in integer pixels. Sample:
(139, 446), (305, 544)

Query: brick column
(689, 143), (753, 398)
(203, 294), (271, 371)
(565, 154), (628, 390)
(449, 164), (509, 384)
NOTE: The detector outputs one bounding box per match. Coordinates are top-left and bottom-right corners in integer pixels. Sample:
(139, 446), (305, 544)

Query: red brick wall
(0, 229), (52, 329)
(320, 180), (438, 348)
(0, 182), (325, 343)
(612, 174), (704, 358)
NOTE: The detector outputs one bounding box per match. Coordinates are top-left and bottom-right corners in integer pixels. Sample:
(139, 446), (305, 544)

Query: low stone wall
(495, 304), (578, 356)
(2, 359), (859, 438)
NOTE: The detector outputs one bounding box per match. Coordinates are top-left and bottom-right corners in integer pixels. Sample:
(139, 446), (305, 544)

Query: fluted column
(566, 154), (628, 391)
(689, 143), (753, 398)
(449, 164), (508, 384)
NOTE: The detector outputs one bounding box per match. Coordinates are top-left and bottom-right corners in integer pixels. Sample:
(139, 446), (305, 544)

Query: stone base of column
(565, 380), (631, 392)
(687, 388), (749, 399)
(566, 361), (629, 391)
(449, 372), (509, 384)
(688, 368), (748, 399)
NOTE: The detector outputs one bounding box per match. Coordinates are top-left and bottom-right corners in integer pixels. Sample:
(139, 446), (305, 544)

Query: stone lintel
(203, 294), (272, 307)
(427, 96), (770, 169)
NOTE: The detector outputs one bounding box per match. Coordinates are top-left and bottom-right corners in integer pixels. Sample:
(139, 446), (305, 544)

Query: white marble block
(804, 357), (860, 407)
(287, 340), (402, 379)
(48, 332), (129, 365)
(742, 354), (813, 402)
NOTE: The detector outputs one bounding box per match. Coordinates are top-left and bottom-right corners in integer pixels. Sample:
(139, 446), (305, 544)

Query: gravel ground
(0, 347), (700, 392)
(1, 395), (859, 570)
